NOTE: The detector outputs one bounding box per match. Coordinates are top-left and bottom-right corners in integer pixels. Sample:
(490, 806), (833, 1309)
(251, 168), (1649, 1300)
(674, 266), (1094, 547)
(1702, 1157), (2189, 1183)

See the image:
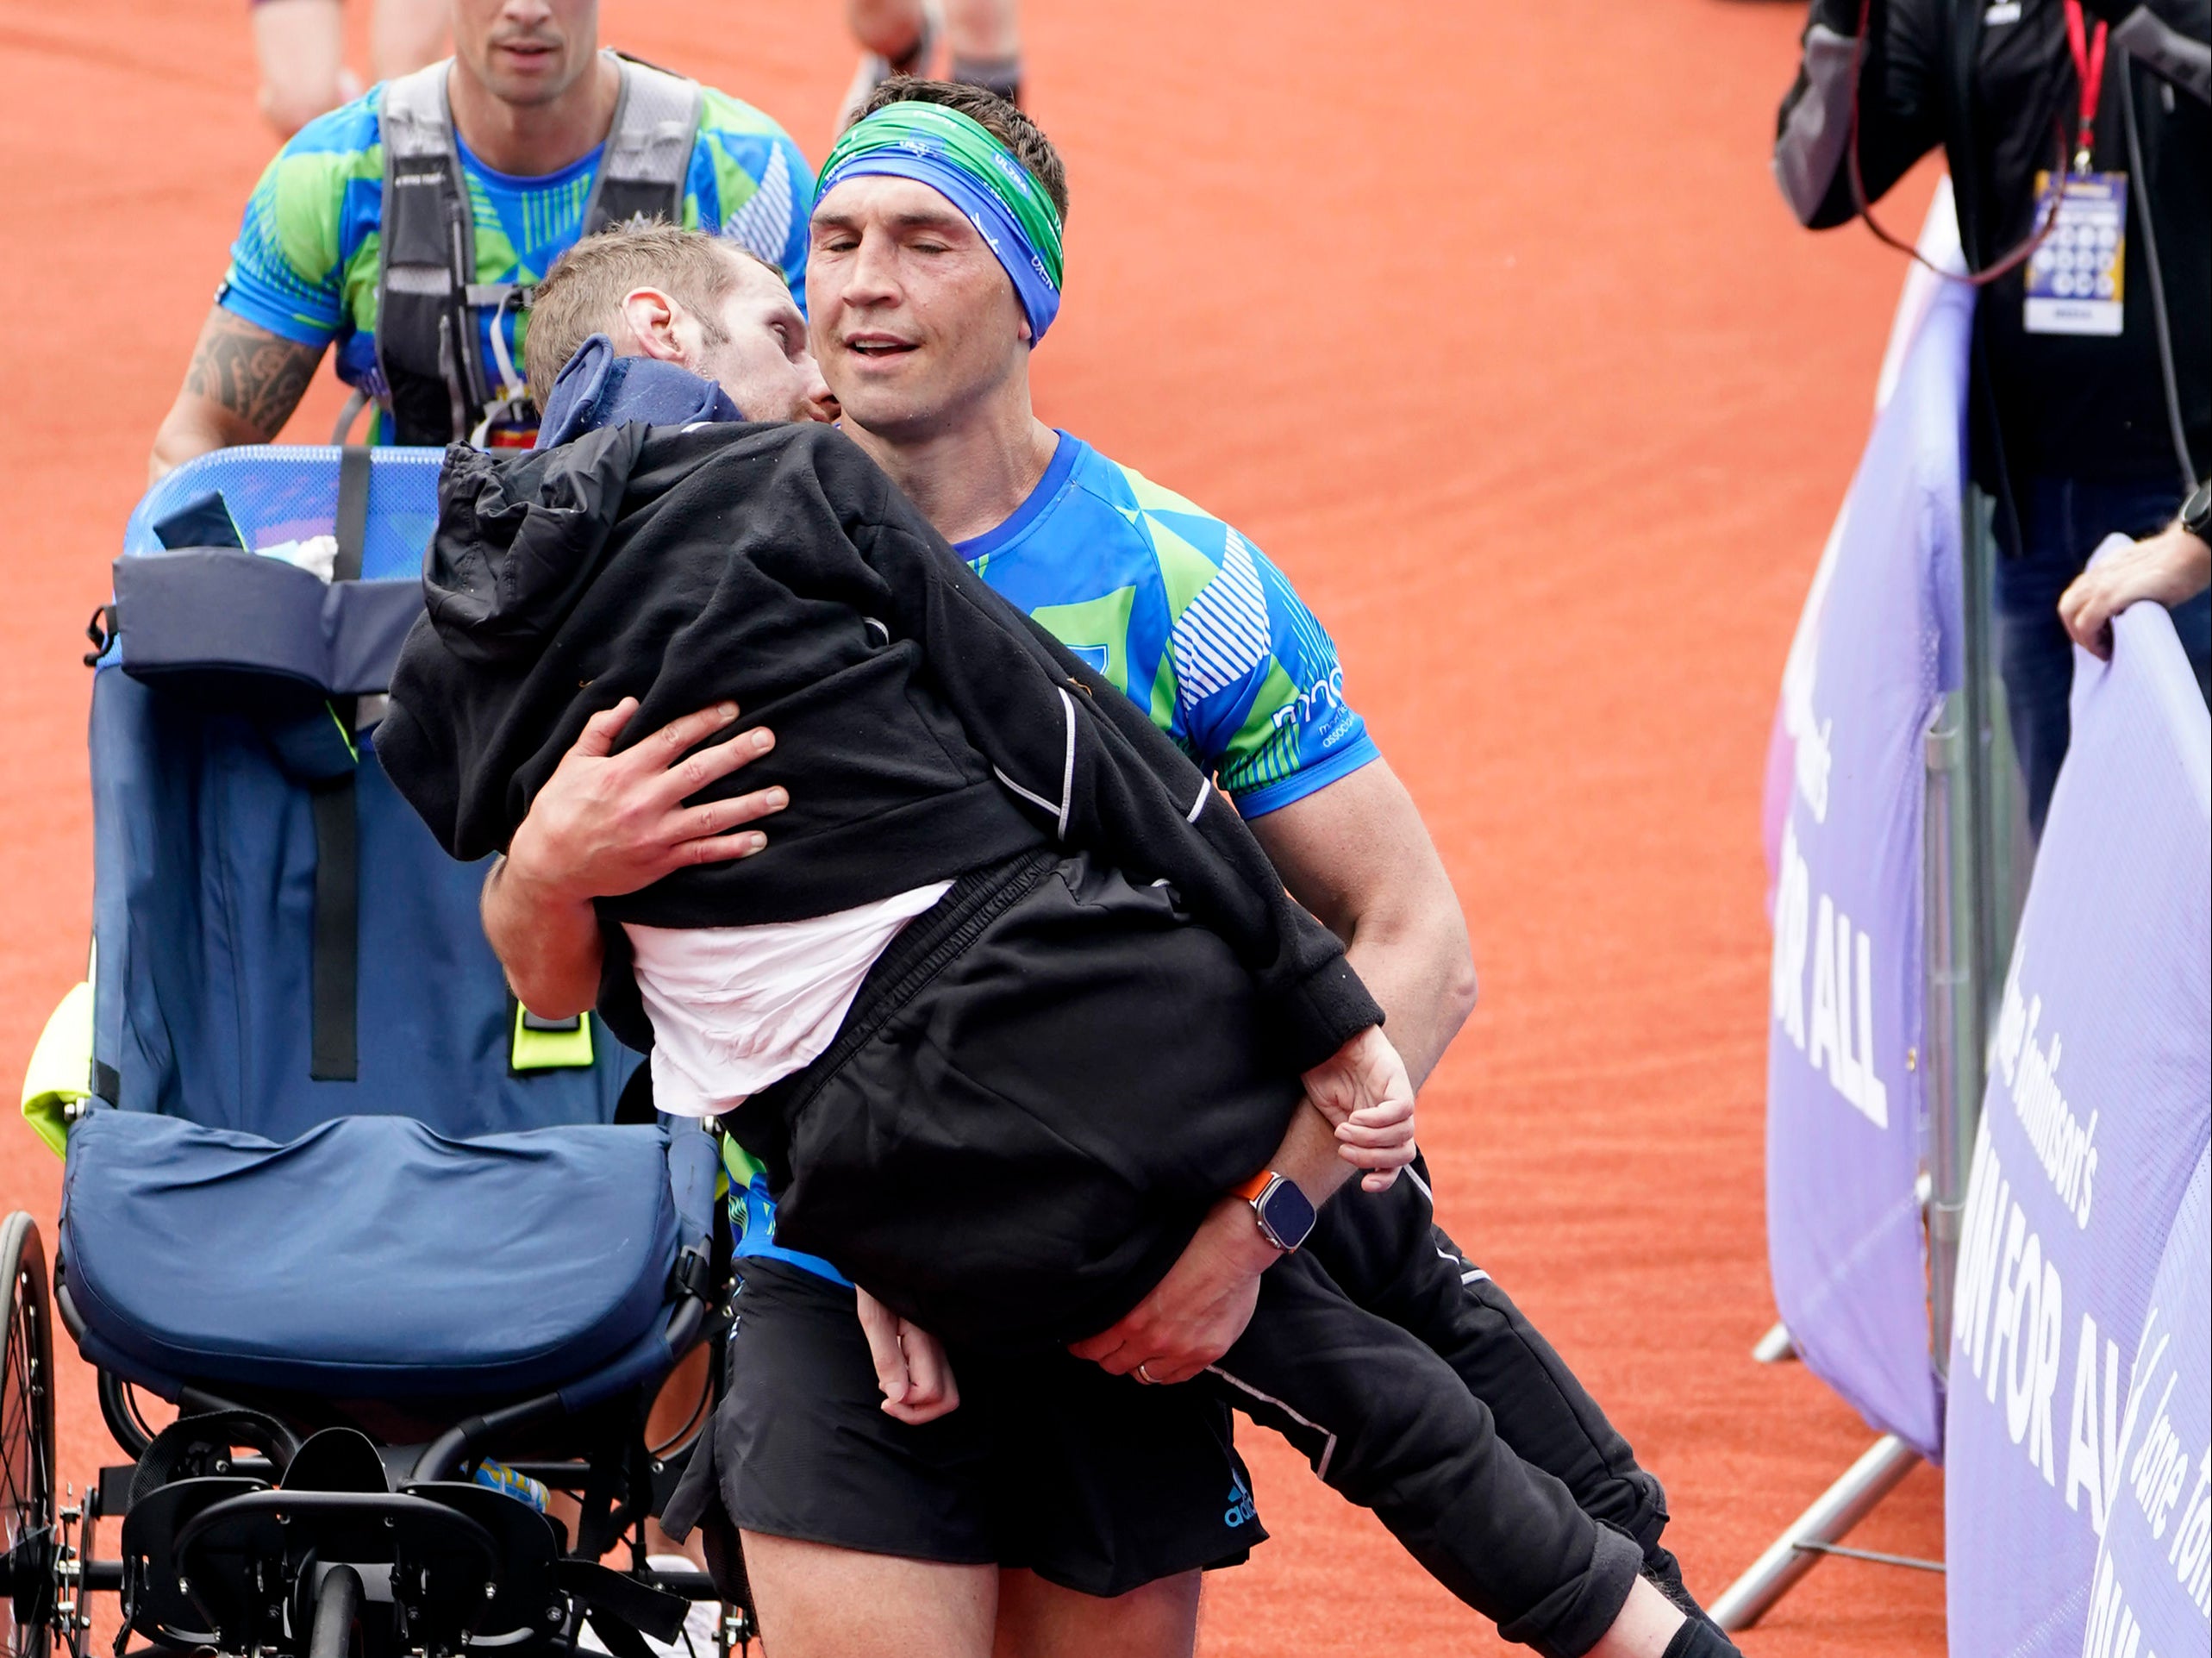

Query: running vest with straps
(375, 53), (703, 447)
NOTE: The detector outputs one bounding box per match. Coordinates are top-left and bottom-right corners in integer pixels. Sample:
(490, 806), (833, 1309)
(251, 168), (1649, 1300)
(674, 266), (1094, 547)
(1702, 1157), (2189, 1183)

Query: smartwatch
(2181, 478), (2212, 543)
(1233, 1169), (1318, 1253)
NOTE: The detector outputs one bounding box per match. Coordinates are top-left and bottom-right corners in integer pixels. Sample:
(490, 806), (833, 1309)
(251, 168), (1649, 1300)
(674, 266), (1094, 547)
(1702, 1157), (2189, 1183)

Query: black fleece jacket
(379, 420), (1381, 1071)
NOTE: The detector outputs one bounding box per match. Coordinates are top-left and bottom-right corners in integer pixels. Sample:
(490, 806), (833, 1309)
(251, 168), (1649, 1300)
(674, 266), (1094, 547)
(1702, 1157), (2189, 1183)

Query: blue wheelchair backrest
(92, 446), (638, 1140)
(122, 445), (440, 579)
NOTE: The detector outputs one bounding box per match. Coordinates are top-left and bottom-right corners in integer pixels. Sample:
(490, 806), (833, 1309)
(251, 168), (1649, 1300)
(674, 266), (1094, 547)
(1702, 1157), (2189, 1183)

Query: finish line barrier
(1716, 185), (1973, 1630)
(1758, 210), (1967, 1467)
(1943, 566), (2212, 1655)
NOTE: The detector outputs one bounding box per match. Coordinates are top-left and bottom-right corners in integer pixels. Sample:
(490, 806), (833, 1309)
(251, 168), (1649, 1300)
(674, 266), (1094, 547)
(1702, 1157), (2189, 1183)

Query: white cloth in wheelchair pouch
(625, 882), (952, 1116)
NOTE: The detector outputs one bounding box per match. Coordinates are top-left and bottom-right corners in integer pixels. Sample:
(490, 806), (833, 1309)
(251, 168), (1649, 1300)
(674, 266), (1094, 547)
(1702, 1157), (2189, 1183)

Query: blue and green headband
(818, 101), (1065, 345)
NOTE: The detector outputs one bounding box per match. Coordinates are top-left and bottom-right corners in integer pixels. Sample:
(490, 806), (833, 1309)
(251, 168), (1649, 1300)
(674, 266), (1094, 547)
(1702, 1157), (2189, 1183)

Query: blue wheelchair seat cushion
(60, 1111), (681, 1398)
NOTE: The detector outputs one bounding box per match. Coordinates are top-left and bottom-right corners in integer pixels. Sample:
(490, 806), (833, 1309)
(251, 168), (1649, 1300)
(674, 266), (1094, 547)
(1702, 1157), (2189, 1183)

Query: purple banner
(1760, 266), (1970, 1460)
(2083, 1148), (2210, 1658)
(1945, 594), (2212, 1655)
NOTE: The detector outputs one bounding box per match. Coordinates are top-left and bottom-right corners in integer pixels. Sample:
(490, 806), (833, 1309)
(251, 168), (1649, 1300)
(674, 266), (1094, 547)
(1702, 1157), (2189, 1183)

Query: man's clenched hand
(1302, 1026), (1419, 1192)
(2059, 523), (2212, 661)
(855, 1287), (961, 1425)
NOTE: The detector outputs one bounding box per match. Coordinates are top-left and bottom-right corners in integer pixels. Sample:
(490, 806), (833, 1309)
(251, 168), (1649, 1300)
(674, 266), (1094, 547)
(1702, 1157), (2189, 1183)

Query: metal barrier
(1716, 492), (2018, 1630)
(1720, 176), (2051, 1626)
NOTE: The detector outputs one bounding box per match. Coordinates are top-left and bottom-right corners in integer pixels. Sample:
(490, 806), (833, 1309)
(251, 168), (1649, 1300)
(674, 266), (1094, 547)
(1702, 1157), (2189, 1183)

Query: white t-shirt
(623, 883), (953, 1117)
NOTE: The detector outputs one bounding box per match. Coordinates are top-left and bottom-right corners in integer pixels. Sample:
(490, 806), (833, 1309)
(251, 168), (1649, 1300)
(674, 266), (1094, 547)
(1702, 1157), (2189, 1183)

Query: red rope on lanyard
(2062, 0), (2109, 170)
(1845, 0), (2071, 285)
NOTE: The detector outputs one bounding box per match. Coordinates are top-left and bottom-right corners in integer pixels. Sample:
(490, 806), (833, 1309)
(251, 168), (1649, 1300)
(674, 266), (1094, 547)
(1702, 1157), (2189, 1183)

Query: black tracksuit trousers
(1306, 1160), (1684, 1565)
(1215, 1167), (1659, 1658)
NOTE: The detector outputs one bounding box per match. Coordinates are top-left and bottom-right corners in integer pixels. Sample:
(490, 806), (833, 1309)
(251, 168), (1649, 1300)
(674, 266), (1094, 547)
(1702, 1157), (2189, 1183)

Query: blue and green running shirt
(217, 78), (812, 415)
(729, 429), (1380, 1279)
(965, 433), (1378, 816)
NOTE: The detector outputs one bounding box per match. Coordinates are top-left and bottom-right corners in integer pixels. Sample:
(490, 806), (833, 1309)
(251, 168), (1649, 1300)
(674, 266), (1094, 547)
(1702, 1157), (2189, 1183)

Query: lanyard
(2062, 0), (2109, 172)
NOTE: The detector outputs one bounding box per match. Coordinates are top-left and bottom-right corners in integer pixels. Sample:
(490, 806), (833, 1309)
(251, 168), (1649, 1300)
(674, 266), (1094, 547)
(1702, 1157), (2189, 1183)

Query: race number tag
(2023, 171), (2127, 336)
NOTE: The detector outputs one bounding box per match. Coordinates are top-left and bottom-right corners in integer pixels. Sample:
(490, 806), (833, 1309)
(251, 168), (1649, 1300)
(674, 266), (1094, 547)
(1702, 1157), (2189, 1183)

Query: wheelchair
(4, 446), (751, 1658)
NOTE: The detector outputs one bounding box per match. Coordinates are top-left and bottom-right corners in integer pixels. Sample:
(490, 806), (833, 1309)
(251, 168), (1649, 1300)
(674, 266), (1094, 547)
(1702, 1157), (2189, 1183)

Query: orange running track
(0, 2), (1947, 1653)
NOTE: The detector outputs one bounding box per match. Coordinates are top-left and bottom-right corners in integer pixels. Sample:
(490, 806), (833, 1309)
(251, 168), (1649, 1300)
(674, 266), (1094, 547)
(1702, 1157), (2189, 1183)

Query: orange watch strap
(1232, 1170), (1274, 1204)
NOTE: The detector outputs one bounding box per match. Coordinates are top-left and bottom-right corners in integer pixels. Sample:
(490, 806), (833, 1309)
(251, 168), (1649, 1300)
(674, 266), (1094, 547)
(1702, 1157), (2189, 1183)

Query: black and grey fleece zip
(378, 417), (1381, 1071)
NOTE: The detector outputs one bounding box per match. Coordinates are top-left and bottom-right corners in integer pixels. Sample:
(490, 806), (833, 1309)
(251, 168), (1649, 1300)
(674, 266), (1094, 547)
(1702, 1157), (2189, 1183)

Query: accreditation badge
(2023, 171), (2127, 336)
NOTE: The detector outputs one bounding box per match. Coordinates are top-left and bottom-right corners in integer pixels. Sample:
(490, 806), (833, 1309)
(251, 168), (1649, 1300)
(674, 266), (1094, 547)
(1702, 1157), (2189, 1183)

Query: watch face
(1257, 1178), (1318, 1251)
(2185, 479), (2212, 536)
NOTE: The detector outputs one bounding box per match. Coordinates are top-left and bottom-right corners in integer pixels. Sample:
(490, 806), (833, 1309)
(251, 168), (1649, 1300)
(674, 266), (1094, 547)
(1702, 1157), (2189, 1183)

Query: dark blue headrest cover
(152, 489), (248, 552)
(534, 335), (743, 450)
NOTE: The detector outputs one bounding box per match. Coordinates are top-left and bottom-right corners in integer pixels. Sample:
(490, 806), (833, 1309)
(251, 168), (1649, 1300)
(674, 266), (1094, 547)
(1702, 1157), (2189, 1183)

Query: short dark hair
(523, 224), (779, 408)
(852, 78), (1069, 223)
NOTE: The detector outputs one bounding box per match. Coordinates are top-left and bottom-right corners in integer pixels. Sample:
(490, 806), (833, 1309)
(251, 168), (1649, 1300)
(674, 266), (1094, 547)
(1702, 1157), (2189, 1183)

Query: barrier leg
(1922, 691), (1981, 1374)
(1752, 1322), (1796, 1363)
(1709, 1434), (1923, 1633)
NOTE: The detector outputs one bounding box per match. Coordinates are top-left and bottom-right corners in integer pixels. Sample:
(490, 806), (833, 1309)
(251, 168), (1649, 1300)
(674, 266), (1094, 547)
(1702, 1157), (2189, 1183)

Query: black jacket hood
(425, 424), (646, 668)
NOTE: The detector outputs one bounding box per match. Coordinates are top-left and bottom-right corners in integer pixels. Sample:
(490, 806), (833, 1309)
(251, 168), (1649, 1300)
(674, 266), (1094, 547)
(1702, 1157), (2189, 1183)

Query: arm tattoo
(182, 310), (323, 440)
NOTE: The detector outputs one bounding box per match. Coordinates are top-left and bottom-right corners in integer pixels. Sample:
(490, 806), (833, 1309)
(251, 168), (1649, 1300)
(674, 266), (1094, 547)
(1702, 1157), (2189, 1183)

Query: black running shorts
(691, 1258), (1265, 1599)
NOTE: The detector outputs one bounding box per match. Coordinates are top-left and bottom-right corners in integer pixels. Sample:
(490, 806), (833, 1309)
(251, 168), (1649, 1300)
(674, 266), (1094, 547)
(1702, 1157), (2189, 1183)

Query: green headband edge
(822, 100), (1064, 286)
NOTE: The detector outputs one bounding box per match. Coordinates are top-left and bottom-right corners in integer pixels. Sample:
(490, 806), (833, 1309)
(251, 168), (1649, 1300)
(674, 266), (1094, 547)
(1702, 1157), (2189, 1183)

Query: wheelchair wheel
(2, 1214), (57, 1658)
(307, 1566), (364, 1658)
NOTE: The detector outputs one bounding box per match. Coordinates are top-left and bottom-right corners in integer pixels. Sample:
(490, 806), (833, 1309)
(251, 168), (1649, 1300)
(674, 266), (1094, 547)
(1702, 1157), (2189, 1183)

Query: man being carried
(383, 210), (1739, 1658)
(150, 0), (814, 477)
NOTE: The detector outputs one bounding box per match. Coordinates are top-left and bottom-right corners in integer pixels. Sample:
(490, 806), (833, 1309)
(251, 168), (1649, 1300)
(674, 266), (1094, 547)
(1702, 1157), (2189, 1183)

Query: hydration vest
(374, 53), (703, 447)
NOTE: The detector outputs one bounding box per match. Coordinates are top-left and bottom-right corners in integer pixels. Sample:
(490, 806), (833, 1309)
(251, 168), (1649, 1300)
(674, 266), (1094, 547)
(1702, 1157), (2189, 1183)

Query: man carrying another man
(484, 81), (1735, 1658)
(150, 0), (812, 477)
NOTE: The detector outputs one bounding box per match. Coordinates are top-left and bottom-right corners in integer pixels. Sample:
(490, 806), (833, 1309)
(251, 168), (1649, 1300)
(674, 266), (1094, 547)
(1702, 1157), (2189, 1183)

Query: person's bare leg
(641, 1346), (714, 1567)
(943, 0), (1017, 64)
(990, 1567), (1199, 1658)
(1586, 1575), (1689, 1658)
(839, 0), (935, 134)
(846, 0), (927, 61)
(740, 1531), (996, 1658)
(371, 0), (448, 84)
(251, 0), (352, 136)
(942, 0), (1020, 107)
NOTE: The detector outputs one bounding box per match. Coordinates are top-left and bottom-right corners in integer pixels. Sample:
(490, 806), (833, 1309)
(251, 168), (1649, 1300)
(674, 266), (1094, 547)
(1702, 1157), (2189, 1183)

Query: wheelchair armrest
(663, 1292), (707, 1357)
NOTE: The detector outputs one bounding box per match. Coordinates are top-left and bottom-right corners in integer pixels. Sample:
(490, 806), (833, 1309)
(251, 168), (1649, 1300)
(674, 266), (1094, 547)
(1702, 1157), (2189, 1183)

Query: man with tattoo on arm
(150, 0), (813, 480)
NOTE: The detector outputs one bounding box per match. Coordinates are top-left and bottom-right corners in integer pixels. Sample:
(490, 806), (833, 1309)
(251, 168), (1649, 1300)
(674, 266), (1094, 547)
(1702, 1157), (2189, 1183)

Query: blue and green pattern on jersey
(217, 77), (813, 417)
(962, 434), (1378, 817)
